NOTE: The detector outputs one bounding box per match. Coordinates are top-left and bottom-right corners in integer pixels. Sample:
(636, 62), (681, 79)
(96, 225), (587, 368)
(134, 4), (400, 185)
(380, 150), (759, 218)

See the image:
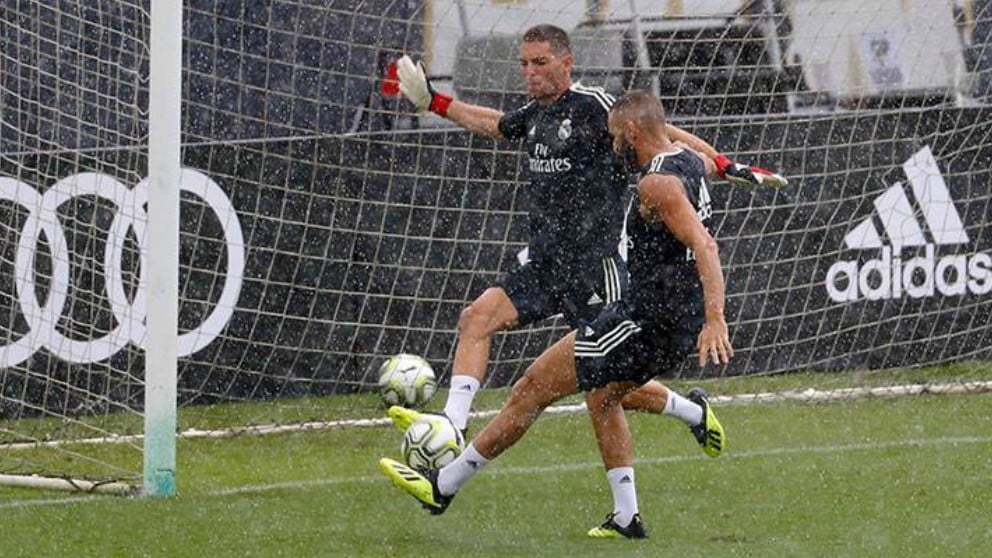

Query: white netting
(1, 0), (991, 486)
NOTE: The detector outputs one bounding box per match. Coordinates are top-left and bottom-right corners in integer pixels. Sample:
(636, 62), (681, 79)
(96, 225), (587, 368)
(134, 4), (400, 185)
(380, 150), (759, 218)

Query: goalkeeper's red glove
(380, 60), (401, 97)
(395, 54), (453, 117)
(715, 154), (789, 188)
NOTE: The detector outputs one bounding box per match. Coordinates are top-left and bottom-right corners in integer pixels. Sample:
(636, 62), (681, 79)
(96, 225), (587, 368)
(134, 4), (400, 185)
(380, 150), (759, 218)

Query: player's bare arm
(444, 101), (504, 139)
(636, 173), (733, 367)
(666, 124), (718, 161)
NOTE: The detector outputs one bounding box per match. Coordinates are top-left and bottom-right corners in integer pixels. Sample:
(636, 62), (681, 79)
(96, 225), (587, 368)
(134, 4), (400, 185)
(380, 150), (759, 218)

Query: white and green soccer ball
(402, 413), (465, 472)
(377, 353), (437, 408)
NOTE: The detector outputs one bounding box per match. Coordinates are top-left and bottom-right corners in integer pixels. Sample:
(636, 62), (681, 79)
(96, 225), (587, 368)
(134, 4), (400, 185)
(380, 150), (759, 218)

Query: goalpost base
(0, 474), (137, 496)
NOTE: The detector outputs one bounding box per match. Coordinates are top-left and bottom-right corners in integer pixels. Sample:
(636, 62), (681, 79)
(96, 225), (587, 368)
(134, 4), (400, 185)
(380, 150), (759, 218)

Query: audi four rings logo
(0, 169), (245, 367)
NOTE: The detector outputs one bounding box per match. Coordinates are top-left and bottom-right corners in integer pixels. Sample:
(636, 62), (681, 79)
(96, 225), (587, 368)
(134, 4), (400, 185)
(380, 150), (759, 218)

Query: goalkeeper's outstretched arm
(667, 124), (719, 161)
(443, 102), (504, 140)
(666, 123), (789, 188)
(395, 55), (504, 140)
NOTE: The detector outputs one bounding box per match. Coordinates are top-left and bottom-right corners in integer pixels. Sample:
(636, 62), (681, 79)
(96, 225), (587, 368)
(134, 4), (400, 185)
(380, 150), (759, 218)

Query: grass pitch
(1, 373), (990, 557)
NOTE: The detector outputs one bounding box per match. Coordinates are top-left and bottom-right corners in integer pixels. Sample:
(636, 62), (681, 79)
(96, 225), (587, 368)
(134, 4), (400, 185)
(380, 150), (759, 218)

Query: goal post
(144, 0), (182, 498)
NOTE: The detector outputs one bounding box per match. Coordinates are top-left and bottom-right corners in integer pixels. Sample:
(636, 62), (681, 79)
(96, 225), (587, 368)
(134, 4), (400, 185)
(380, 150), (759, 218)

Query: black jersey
(627, 148), (714, 329)
(498, 84), (628, 266)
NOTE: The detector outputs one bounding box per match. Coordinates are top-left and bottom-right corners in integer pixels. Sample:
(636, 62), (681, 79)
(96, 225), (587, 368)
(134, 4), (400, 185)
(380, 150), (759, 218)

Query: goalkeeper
(382, 89), (732, 538)
(387, 24), (783, 437)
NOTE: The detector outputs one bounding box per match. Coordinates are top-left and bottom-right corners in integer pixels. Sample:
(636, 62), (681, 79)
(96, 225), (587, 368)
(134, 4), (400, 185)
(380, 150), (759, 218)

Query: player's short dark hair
(522, 24), (571, 56)
(611, 89), (667, 129)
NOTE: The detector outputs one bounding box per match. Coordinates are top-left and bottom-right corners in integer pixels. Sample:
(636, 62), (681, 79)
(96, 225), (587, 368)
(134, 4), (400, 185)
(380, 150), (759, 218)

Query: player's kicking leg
(379, 458), (452, 515)
(381, 331), (578, 516)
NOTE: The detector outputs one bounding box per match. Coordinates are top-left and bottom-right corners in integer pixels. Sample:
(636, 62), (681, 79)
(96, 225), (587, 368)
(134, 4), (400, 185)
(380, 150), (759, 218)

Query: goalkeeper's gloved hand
(714, 154), (789, 188)
(395, 54), (454, 117)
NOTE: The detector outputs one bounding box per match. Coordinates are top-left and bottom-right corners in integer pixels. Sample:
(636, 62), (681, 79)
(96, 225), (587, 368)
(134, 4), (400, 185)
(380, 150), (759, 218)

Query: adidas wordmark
(826, 146), (992, 302)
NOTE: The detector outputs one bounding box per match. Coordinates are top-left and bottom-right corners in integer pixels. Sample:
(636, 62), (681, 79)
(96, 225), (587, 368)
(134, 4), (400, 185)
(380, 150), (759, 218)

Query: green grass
(1, 375), (991, 557)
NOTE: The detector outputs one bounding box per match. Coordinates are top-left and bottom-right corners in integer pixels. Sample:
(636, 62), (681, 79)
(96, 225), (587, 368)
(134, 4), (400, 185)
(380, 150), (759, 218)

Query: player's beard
(617, 140), (640, 175)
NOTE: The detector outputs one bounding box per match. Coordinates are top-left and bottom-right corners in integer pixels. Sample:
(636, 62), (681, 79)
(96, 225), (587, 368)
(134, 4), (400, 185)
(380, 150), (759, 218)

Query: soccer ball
(402, 413), (465, 472)
(377, 353), (437, 408)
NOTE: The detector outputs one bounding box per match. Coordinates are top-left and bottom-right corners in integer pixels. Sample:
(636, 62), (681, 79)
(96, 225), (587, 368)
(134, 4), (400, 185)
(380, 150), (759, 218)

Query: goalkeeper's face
(518, 41), (572, 103)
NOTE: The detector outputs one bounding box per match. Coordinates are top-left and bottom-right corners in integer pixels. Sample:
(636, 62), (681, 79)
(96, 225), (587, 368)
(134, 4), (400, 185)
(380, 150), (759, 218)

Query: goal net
(2, 0), (991, 492)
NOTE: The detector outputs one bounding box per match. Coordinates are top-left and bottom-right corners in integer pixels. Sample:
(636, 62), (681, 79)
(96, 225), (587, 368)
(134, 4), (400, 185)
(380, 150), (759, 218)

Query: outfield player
(380, 89), (731, 538)
(388, 24), (780, 441)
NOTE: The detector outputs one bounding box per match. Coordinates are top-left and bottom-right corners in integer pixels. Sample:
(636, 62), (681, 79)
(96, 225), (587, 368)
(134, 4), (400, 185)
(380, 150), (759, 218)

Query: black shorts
(574, 300), (699, 392)
(498, 253), (627, 329)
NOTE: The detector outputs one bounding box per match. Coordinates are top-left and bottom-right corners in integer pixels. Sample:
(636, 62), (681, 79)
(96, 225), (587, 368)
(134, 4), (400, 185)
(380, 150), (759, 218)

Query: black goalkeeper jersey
(627, 148), (714, 329)
(498, 84), (628, 266)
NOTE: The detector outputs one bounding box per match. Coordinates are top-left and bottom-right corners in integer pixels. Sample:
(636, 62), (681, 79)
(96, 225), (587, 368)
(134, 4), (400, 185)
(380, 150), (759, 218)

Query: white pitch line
(2, 434), (989, 509)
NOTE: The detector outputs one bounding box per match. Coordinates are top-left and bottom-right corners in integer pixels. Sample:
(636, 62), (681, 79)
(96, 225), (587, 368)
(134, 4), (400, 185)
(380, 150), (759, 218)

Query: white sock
(606, 467), (638, 527)
(437, 442), (489, 496)
(664, 391), (703, 426)
(443, 375), (480, 430)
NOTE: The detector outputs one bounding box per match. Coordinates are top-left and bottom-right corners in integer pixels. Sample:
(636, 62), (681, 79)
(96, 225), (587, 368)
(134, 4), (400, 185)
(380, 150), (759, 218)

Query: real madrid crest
(557, 119), (572, 140)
